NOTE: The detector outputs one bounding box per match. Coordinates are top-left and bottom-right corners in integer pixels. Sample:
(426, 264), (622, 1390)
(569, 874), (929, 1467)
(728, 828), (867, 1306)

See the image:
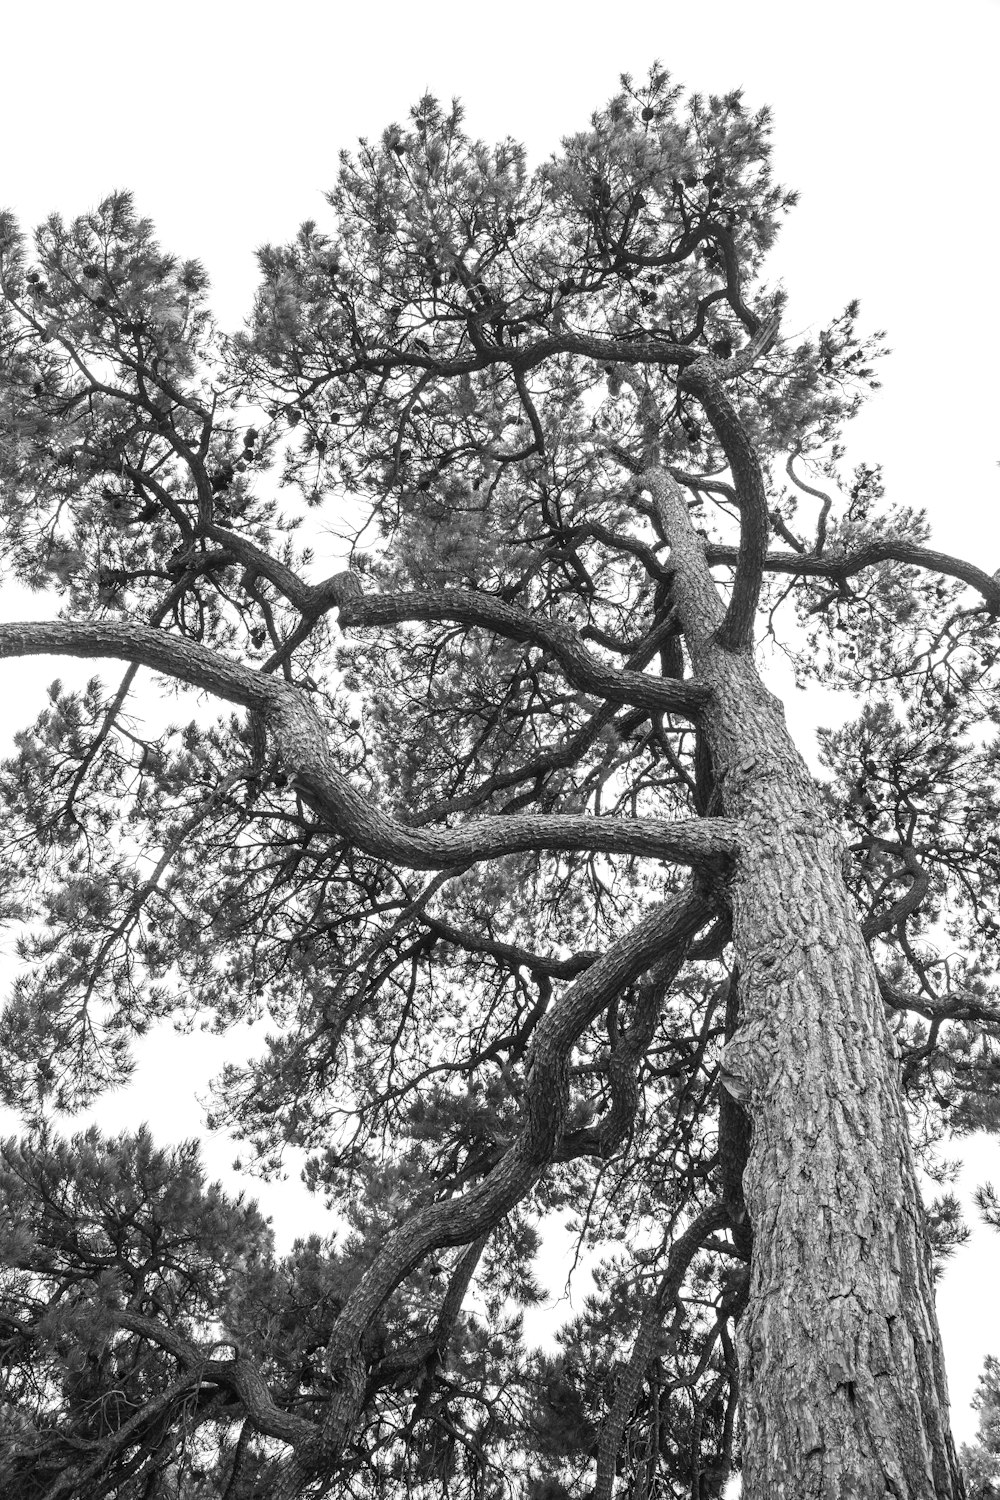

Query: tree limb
(593, 1202), (729, 1500)
(678, 358), (769, 651)
(703, 538), (1000, 611)
(0, 620), (740, 872)
(311, 890), (713, 1466)
(113, 1309), (315, 1449)
(267, 688), (740, 871)
(336, 589), (709, 717)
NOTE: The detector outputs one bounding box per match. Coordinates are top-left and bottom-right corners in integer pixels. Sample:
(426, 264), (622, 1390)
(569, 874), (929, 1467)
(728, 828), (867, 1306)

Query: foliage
(961, 1356), (1000, 1498)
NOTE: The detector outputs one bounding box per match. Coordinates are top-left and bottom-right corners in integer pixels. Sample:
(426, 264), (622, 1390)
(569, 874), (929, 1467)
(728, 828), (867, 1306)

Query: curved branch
(786, 451), (833, 554)
(0, 620), (271, 709)
(306, 329), (698, 384)
(0, 620), (741, 873)
(678, 357), (768, 652)
(336, 589), (709, 717)
(861, 846), (930, 941)
(703, 538), (1000, 612)
(113, 1309), (315, 1449)
(201, 521), (362, 618)
(64, 548), (706, 725)
(295, 294), (777, 391)
(267, 689), (740, 872)
(314, 890), (713, 1462)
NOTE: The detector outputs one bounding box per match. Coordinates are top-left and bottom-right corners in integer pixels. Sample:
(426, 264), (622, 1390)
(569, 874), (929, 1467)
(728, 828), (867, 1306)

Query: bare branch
(113, 1310), (315, 1449)
(0, 620), (271, 709)
(786, 451), (833, 554)
(861, 846), (930, 941)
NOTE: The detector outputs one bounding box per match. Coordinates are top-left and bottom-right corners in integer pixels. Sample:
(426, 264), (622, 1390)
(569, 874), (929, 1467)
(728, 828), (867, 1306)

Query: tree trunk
(653, 472), (965, 1499)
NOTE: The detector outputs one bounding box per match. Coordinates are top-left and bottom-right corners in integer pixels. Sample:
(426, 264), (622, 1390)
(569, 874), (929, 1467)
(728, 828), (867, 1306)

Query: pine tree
(1, 67), (997, 1498)
(961, 1357), (1000, 1499)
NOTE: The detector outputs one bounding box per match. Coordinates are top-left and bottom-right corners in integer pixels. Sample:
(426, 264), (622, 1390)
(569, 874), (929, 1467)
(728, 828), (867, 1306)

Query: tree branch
(40, 1371), (204, 1500)
(336, 589), (709, 717)
(267, 688), (740, 871)
(861, 847), (930, 941)
(421, 912), (597, 980)
(0, 620), (741, 875)
(703, 538), (1000, 612)
(678, 358), (769, 651)
(312, 890), (713, 1464)
(200, 521), (362, 618)
(558, 923), (696, 1161)
(0, 620), (270, 708)
(593, 1202), (729, 1500)
(301, 329), (699, 386)
(113, 1309), (315, 1449)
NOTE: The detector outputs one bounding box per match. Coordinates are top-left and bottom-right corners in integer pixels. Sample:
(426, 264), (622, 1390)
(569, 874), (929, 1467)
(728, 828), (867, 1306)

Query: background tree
(961, 1354), (1000, 1499)
(0, 67), (998, 1498)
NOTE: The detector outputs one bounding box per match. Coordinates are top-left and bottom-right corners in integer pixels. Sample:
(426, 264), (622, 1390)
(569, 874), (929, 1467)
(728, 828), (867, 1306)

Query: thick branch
(0, 621), (739, 873)
(267, 689), (739, 871)
(678, 358), (769, 651)
(372, 1234), (488, 1403)
(861, 847), (930, 941)
(877, 974), (1000, 1028)
(201, 521), (362, 617)
(314, 890), (712, 1461)
(113, 1309), (315, 1449)
(306, 330), (698, 385)
(0, 620), (270, 708)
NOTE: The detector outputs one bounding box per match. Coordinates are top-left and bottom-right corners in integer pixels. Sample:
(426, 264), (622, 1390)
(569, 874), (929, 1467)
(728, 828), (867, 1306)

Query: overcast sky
(1, 0), (999, 1447)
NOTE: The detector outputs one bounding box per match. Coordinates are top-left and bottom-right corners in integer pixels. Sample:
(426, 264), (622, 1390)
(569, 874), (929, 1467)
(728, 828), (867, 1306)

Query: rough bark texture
(651, 471), (965, 1499)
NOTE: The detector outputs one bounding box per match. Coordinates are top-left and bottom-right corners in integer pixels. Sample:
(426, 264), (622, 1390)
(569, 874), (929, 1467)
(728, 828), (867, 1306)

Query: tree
(0, 65), (996, 1499)
(961, 1355), (1000, 1499)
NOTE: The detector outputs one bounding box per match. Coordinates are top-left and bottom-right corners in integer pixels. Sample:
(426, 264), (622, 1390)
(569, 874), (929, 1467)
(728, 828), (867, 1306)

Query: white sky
(1, 0), (999, 1449)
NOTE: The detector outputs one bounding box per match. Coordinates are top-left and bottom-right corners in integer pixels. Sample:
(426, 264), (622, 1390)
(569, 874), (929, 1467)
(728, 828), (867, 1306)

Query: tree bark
(650, 471), (965, 1499)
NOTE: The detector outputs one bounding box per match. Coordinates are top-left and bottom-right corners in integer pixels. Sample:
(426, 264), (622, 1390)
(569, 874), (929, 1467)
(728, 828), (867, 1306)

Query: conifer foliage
(0, 67), (997, 1498)
(962, 1356), (1000, 1499)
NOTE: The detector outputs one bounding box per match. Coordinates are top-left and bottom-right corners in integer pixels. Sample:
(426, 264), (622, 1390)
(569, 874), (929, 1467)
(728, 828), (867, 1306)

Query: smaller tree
(961, 1356), (1000, 1499)
(0, 1127), (275, 1498)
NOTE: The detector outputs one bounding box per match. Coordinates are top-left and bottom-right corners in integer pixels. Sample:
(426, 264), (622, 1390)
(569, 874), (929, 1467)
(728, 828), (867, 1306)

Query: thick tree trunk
(653, 472), (965, 1499)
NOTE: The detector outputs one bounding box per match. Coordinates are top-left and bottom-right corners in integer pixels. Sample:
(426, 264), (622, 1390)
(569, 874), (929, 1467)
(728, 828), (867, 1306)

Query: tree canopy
(0, 67), (997, 1499)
